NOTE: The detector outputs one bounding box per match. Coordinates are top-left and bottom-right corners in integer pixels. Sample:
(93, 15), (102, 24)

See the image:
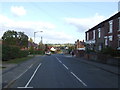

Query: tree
(18, 32), (28, 48)
(2, 30), (28, 48)
(29, 38), (33, 43)
(2, 30), (18, 46)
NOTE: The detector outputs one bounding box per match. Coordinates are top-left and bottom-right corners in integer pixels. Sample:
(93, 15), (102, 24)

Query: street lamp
(34, 31), (43, 43)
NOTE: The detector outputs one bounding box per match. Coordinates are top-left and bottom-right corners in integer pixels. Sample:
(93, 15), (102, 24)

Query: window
(98, 45), (102, 51)
(118, 38), (120, 48)
(98, 28), (101, 38)
(118, 34), (120, 49)
(93, 30), (95, 40)
(109, 36), (113, 41)
(87, 32), (89, 40)
(105, 38), (108, 46)
(118, 17), (120, 31)
(109, 20), (113, 33)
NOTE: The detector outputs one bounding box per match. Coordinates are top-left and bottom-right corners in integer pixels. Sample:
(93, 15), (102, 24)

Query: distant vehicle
(45, 51), (51, 56)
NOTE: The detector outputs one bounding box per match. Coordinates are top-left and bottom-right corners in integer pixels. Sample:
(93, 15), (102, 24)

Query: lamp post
(33, 31), (43, 56)
(34, 31), (43, 44)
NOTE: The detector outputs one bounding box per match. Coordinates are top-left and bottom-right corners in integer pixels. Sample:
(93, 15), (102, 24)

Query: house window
(98, 28), (101, 38)
(118, 34), (120, 50)
(98, 45), (102, 51)
(93, 30), (95, 40)
(118, 17), (120, 31)
(105, 38), (108, 46)
(109, 20), (113, 33)
(87, 32), (89, 40)
(109, 36), (113, 41)
(118, 38), (120, 48)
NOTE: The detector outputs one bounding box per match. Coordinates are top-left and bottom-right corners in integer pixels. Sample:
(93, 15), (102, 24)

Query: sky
(0, 1), (119, 44)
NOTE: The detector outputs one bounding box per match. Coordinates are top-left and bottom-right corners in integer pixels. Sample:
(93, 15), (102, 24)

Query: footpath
(1, 55), (42, 89)
(65, 54), (120, 75)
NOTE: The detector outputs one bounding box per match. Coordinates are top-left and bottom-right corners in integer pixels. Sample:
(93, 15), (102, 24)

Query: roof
(85, 11), (120, 33)
(28, 41), (38, 47)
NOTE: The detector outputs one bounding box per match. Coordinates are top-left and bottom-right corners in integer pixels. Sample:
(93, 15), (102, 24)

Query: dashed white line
(62, 64), (69, 70)
(56, 57), (68, 70)
(70, 72), (87, 87)
(25, 63), (42, 88)
(56, 57), (62, 63)
(56, 56), (87, 87)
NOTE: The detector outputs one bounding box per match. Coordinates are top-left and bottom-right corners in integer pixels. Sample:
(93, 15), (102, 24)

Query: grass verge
(3, 56), (34, 64)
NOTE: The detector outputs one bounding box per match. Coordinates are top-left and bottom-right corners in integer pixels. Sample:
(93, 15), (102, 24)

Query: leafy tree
(2, 30), (28, 48)
(2, 30), (18, 46)
(18, 32), (28, 48)
(29, 38), (33, 43)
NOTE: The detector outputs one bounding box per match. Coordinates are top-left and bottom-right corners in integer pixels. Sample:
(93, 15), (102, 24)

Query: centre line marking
(56, 57), (62, 63)
(62, 64), (69, 70)
(25, 63), (42, 88)
(70, 72), (87, 87)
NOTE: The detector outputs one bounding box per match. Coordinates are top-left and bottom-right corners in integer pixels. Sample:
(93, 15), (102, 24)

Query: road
(9, 54), (118, 88)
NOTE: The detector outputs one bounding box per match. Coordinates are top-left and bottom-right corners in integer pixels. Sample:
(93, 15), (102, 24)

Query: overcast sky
(0, 1), (119, 44)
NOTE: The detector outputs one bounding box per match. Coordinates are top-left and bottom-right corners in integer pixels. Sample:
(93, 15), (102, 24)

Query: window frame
(108, 20), (113, 33)
(98, 28), (101, 38)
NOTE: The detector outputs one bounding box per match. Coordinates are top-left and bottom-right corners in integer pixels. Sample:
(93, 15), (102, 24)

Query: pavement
(1, 54), (119, 88)
(1, 55), (42, 88)
(64, 54), (120, 75)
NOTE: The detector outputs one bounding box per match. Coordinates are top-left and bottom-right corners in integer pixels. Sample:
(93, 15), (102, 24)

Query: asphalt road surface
(9, 54), (118, 88)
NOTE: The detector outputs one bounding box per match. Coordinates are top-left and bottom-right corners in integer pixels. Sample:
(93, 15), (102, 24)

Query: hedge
(2, 45), (29, 61)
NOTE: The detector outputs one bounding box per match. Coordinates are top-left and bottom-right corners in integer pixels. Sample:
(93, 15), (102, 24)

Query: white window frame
(109, 20), (113, 33)
(93, 30), (95, 40)
(109, 35), (113, 41)
(98, 28), (101, 38)
(104, 36), (108, 46)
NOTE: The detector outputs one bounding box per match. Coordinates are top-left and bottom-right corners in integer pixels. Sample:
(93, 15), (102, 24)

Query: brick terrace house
(75, 39), (85, 50)
(85, 12), (120, 51)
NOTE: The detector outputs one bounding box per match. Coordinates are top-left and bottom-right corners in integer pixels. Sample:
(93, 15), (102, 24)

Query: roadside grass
(3, 56), (34, 64)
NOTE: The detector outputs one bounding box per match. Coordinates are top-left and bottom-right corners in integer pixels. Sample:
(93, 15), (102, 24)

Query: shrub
(100, 47), (120, 57)
(19, 50), (29, 58)
(34, 50), (45, 55)
(2, 45), (20, 60)
(2, 45), (29, 61)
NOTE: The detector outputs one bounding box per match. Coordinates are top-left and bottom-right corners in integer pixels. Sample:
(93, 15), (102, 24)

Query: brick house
(85, 12), (120, 51)
(75, 39), (85, 50)
(74, 39), (85, 57)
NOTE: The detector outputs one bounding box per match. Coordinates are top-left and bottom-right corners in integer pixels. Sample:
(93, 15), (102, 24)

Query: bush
(2, 45), (20, 60)
(2, 45), (29, 61)
(34, 50), (45, 55)
(19, 50), (29, 58)
(100, 47), (120, 57)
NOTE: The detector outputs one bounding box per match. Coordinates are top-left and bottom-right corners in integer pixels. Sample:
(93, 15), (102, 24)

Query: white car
(45, 51), (51, 56)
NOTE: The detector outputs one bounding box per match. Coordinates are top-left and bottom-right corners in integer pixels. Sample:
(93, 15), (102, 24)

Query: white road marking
(56, 57), (62, 63)
(56, 56), (87, 87)
(59, 60), (62, 63)
(17, 87), (33, 88)
(70, 72), (87, 87)
(16, 64), (33, 80)
(25, 63), (42, 88)
(62, 64), (69, 70)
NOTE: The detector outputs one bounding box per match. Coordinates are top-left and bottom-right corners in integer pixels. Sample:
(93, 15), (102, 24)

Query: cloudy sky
(0, 1), (119, 44)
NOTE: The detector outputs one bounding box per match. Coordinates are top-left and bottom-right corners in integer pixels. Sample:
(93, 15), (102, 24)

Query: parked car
(45, 51), (51, 56)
